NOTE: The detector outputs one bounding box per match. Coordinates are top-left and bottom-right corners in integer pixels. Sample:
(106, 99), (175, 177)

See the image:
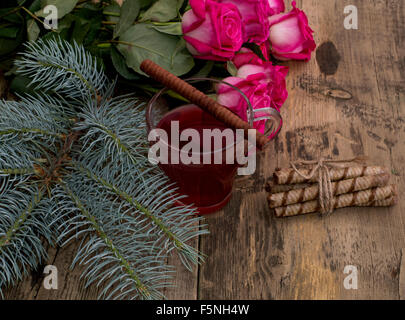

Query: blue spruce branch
(0, 38), (208, 299)
(0, 177), (54, 298)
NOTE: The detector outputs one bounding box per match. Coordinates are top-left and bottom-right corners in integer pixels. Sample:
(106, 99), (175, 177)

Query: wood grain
(5, 0), (405, 300)
(199, 0), (405, 300)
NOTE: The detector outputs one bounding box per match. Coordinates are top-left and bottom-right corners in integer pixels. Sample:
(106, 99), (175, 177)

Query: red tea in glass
(156, 104), (238, 214)
(146, 78), (282, 215)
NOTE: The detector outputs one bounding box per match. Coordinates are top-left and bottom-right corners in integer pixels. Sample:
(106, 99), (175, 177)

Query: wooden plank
(4, 236), (199, 300)
(4, 241), (107, 300)
(199, 0), (405, 300)
(162, 234), (199, 300)
(5, 0), (405, 300)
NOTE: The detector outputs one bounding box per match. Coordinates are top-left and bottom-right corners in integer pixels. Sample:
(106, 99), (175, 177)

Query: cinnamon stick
(274, 184), (396, 218)
(268, 173), (390, 208)
(274, 166), (387, 185)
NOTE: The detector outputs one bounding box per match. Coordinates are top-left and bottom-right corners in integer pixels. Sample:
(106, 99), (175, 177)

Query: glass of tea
(146, 78), (282, 215)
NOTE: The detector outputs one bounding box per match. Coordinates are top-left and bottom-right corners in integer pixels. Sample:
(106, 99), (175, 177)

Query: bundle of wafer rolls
(266, 165), (398, 218)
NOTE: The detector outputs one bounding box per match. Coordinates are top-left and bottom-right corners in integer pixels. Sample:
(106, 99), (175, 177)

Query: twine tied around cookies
(290, 157), (367, 215)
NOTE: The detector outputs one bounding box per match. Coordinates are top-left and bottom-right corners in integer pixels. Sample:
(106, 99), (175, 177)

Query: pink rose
(268, 1), (316, 61)
(217, 63), (288, 134)
(215, 0), (272, 43)
(231, 42), (270, 69)
(268, 0), (285, 15)
(237, 63), (289, 111)
(182, 0), (244, 61)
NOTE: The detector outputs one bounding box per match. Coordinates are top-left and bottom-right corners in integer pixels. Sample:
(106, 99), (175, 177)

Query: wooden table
(5, 0), (405, 300)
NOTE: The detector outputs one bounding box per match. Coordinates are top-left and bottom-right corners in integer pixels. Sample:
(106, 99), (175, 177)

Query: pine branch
(15, 39), (109, 105)
(0, 177), (54, 297)
(74, 163), (207, 269)
(0, 168), (36, 176)
(76, 91), (149, 170)
(75, 91), (208, 269)
(0, 96), (69, 142)
(0, 38), (208, 300)
(0, 95), (69, 178)
(52, 180), (172, 300)
(0, 128), (63, 138)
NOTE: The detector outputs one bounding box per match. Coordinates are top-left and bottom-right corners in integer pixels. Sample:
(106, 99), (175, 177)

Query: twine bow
(290, 156), (367, 215)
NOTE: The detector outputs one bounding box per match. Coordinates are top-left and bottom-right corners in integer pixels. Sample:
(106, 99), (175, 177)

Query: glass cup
(146, 78), (282, 215)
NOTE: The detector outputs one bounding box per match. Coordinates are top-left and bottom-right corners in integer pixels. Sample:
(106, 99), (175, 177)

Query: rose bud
(215, 0), (273, 43)
(182, 0), (244, 61)
(268, 1), (316, 61)
(217, 63), (288, 134)
(236, 63), (289, 111)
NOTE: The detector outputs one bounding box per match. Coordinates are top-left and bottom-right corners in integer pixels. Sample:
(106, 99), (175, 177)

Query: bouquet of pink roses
(180, 0), (316, 133)
(2, 0), (315, 134)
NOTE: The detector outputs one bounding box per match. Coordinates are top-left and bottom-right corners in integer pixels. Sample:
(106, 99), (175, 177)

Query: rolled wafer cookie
(265, 180), (312, 193)
(274, 166), (387, 185)
(268, 173), (390, 208)
(274, 184), (396, 218)
(359, 195), (398, 207)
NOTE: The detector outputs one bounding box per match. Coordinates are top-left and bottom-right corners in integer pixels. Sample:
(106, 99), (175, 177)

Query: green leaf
(0, 27), (23, 56)
(75, 7), (103, 21)
(141, 0), (184, 22)
(152, 22), (182, 36)
(110, 46), (140, 80)
(36, 0), (79, 19)
(1, 11), (23, 24)
(103, 2), (121, 23)
(0, 27), (20, 39)
(26, 19), (40, 41)
(9, 75), (36, 95)
(41, 25), (70, 41)
(140, 0), (155, 8)
(226, 61), (238, 77)
(113, 0), (140, 38)
(72, 20), (91, 44)
(194, 61), (215, 77)
(56, 13), (75, 31)
(59, 13), (94, 44)
(83, 17), (102, 46)
(117, 23), (194, 76)
(28, 0), (43, 12)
